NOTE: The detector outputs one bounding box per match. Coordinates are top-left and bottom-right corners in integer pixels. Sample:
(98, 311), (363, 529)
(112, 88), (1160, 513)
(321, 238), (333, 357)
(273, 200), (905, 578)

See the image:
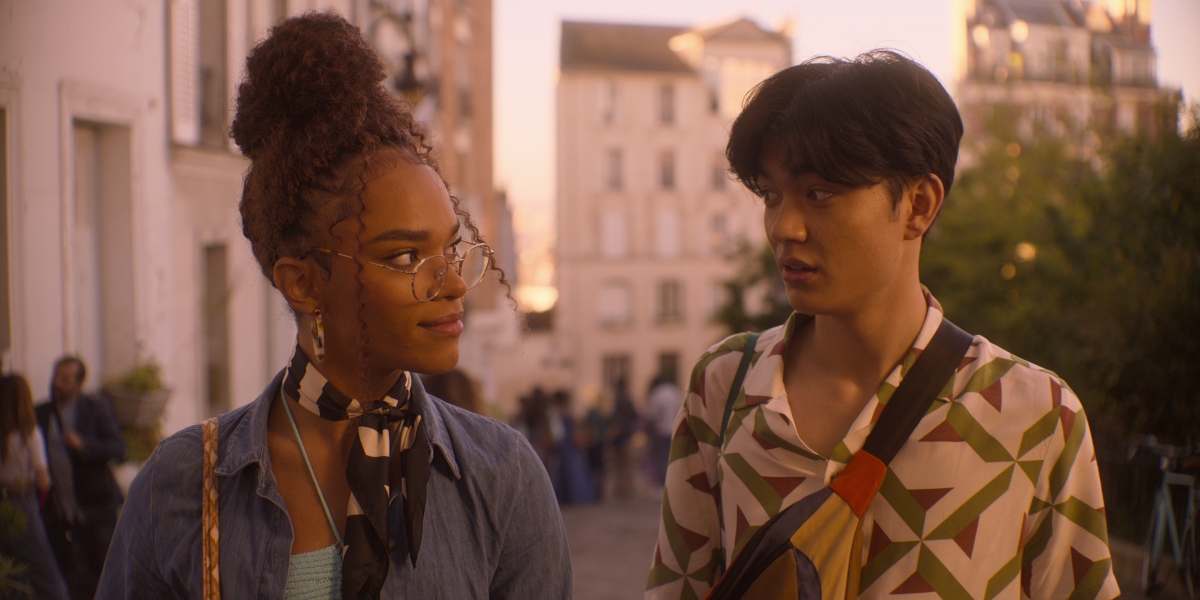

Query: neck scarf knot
(281, 347), (431, 600)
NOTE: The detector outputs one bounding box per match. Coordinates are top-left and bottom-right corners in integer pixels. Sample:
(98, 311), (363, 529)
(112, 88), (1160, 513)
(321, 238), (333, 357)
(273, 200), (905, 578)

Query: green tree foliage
(712, 243), (793, 334)
(924, 107), (1200, 443)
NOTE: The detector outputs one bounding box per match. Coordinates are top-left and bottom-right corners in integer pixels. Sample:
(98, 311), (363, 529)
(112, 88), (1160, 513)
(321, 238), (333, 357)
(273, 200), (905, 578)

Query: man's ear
(273, 257), (324, 315)
(904, 174), (945, 240)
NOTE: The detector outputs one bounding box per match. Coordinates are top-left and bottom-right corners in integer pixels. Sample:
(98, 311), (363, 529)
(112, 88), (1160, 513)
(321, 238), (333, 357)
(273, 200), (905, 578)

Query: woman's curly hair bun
(232, 13), (391, 162)
(233, 11), (430, 279)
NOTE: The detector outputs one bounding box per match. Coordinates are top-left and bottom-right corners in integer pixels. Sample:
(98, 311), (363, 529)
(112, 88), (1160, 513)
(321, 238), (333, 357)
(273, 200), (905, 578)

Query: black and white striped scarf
(282, 346), (430, 600)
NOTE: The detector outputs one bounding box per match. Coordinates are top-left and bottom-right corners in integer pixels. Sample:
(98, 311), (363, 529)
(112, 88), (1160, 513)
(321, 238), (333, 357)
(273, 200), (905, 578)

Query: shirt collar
(739, 286), (948, 467)
(216, 369), (461, 482)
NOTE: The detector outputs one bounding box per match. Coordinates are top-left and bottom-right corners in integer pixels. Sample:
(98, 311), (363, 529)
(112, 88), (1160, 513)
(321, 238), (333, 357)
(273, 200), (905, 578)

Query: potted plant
(106, 361), (170, 482)
(105, 360), (170, 430)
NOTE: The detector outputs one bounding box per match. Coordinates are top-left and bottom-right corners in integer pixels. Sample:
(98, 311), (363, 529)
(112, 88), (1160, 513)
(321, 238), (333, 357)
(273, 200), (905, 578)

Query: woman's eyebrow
(367, 222), (461, 244)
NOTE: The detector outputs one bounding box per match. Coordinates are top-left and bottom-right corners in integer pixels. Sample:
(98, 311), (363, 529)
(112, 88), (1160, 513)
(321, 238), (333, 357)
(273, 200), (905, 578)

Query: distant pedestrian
(36, 356), (125, 600)
(0, 374), (69, 599)
(643, 373), (682, 488)
(609, 379), (639, 499)
(515, 387), (555, 470)
(580, 389), (612, 499)
(550, 390), (597, 504)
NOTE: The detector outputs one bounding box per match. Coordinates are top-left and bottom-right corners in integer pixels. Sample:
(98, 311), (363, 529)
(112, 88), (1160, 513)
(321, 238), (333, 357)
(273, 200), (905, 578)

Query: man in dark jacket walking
(36, 356), (126, 600)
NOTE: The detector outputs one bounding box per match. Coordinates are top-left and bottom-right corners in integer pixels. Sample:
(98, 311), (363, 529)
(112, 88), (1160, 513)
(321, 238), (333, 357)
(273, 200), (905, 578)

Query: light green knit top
(286, 545), (341, 599)
(281, 395), (344, 599)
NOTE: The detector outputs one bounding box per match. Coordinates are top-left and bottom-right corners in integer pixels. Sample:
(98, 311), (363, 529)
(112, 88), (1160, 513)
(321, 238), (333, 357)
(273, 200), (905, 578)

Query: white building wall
(0, 0), (319, 436)
(0, 0), (174, 400)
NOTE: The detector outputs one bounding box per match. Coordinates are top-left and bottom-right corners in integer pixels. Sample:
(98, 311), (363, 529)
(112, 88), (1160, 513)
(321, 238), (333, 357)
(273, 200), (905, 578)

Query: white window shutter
(170, 0), (200, 145)
(600, 210), (628, 259)
(598, 282), (632, 327)
(654, 210), (680, 258)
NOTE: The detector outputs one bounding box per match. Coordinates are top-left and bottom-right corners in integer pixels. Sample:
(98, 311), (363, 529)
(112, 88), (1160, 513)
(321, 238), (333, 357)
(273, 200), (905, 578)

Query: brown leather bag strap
(201, 417), (221, 600)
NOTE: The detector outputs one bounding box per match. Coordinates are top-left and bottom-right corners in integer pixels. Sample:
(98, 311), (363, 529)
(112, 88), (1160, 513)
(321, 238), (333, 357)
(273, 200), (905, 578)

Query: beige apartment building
(956, 0), (1178, 156)
(0, 0), (502, 435)
(555, 19), (790, 403)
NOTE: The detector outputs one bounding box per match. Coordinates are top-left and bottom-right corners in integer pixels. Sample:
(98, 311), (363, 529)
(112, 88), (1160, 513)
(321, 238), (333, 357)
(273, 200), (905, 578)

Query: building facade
(0, 0), (500, 436)
(957, 0), (1178, 156)
(555, 19), (790, 405)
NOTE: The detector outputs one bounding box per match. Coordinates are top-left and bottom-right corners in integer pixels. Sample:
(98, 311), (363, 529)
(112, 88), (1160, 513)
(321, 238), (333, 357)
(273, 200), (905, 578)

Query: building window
(708, 280), (729, 317)
(711, 152), (727, 190)
(598, 280), (632, 327)
(657, 352), (680, 386)
(600, 80), (616, 125)
(709, 213), (732, 255)
(602, 354), (632, 391)
(606, 148), (622, 191)
(660, 83), (674, 125)
(656, 279), (685, 323)
(203, 244), (230, 415)
(655, 210), (680, 258)
(1053, 39), (1069, 82)
(660, 149), (675, 190)
(459, 87), (472, 120)
(600, 210), (628, 259)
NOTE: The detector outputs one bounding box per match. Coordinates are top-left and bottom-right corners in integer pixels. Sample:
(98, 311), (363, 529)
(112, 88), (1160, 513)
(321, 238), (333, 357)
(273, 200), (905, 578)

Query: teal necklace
(280, 388), (345, 552)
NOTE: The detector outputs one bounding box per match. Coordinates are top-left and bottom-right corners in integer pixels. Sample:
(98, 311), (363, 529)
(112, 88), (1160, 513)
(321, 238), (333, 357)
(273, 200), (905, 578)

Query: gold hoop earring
(311, 310), (326, 363)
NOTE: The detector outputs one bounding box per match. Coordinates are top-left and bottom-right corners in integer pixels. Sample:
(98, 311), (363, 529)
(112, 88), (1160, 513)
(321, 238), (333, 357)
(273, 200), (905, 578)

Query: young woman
(98, 13), (569, 599)
(0, 374), (69, 600)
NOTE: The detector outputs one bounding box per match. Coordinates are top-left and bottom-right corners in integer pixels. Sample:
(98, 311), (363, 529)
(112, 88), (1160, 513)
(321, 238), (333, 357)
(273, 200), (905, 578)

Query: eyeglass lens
(413, 245), (492, 301)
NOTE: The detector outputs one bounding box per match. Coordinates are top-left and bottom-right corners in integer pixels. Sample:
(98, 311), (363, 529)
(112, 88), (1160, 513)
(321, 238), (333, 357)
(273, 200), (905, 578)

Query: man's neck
(794, 279), (930, 388)
(780, 279), (930, 457)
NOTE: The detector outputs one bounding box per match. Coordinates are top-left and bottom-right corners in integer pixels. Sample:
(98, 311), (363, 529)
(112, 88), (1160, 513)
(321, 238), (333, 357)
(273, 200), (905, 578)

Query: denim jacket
(97, 371), (572, 599)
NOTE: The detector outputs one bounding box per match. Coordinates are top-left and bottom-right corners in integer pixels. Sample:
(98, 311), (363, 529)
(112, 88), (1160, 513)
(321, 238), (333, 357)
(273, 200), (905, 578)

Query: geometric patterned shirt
(646, 291), (1119, 600)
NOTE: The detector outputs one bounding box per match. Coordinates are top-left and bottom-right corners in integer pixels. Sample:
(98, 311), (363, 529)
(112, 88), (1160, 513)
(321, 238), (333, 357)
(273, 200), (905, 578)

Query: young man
(646, 51), (1118, 600)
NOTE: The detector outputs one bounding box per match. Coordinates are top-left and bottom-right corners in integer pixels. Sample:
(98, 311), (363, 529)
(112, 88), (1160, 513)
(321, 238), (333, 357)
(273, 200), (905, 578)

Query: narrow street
(562, 492), (662, 600)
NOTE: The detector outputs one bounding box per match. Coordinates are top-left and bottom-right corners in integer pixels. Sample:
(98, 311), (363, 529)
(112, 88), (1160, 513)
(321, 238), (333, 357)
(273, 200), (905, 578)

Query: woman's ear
(273, 257), (323, 315)
(904, 174), (945, 240)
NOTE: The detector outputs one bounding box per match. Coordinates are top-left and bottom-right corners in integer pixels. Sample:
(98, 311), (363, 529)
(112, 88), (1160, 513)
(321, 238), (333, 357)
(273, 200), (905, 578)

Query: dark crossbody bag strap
(719, 333), (760, 450)
(861, 318), (974, 464)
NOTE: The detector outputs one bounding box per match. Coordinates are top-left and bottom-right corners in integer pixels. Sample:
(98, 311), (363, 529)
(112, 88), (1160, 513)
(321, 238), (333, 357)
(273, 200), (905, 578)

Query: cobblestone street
(562, 491), (662, 600)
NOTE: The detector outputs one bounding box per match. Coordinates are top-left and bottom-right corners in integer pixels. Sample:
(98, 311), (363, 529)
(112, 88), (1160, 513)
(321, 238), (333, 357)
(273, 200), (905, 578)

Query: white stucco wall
(0, 0), (312, 435)
(0, 0), (174, 400)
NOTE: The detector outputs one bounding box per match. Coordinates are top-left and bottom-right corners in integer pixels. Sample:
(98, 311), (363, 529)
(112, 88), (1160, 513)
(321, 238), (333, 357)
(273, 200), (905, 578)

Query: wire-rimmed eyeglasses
(298, 242), (494, 302)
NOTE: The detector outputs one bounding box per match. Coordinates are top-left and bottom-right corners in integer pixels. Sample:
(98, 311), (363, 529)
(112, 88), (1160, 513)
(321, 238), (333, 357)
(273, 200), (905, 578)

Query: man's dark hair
(54, 356), (87, 384)
(727, 50), (963, 206)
